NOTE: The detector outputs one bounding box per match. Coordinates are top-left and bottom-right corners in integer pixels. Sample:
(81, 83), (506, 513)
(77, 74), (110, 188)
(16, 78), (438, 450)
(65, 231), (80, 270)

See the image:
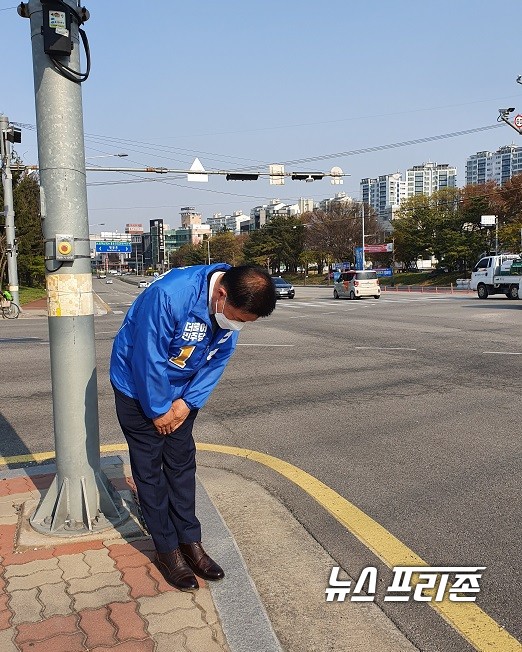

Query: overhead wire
(12, 121), (516, 207)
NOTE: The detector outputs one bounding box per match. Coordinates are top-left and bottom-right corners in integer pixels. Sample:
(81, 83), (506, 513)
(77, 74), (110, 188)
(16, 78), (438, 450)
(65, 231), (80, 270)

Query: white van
(333, 270), (381, 300)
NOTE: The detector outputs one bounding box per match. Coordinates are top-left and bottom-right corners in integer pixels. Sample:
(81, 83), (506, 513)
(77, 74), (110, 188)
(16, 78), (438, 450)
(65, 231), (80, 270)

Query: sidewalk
(20, 294), (110, 318)
(18, 297), (47, 318)
(0, 454), (418, 652)
(0, 456), (280, 652)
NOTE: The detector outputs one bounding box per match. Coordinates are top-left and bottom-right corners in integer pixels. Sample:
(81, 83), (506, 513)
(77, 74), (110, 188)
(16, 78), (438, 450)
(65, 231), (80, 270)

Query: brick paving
(0, 472), (230, 652)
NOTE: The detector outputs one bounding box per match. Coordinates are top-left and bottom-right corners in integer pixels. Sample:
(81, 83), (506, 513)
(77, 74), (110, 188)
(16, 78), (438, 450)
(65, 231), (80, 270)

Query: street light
(85, 153), (128, 159)
(135, 253), (144, 276)
(88, 224), (105, 274)
(203, 235), (211, 264)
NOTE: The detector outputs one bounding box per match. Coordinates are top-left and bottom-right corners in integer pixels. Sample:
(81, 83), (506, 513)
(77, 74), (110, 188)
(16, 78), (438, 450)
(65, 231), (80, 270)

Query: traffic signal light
(226, 173), (259, 181)
(291, 173), (324, 182)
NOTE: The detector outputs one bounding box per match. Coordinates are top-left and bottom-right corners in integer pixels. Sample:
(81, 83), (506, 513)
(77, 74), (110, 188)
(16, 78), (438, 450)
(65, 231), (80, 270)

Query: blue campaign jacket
(110, 263), (239, 419)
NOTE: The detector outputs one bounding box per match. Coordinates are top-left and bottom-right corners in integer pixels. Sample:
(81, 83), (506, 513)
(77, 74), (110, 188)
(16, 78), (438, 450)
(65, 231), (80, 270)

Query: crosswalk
(103, 294), (461, 319)
(274, 295), (457, 311)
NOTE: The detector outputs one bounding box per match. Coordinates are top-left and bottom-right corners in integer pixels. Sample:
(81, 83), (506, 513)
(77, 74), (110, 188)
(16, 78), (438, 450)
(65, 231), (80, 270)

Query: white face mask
(214, 296), (245, 331)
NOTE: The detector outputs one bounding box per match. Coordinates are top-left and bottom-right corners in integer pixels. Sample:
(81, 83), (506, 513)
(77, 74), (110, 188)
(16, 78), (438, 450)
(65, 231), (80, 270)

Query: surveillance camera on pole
(497, 107), (522, 134)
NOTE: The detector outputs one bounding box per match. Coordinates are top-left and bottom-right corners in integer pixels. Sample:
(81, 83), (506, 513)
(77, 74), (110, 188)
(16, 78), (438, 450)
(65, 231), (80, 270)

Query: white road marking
(237, 343), (294, 347)
(288, 312), (337, 318)
(355, 346), (417, 351)
(483, 351), (522, 356)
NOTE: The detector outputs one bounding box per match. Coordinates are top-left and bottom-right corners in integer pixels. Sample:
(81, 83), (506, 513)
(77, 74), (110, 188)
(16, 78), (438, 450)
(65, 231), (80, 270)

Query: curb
(0, 454), (283, 652)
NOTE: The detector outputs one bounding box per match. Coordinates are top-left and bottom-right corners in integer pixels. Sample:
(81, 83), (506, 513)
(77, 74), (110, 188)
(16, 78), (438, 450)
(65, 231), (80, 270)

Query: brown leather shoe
(179, 542), (225, 581)
(155, 549), (199, 591)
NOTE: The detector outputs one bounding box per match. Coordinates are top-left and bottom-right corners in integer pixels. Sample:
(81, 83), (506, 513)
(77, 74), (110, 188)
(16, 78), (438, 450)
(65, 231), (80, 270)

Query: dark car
(272, 276), (295, 299)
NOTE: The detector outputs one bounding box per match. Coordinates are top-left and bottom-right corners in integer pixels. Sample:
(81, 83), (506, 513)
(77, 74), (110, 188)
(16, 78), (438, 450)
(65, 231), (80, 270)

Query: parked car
(333, 270), (380, 300)
(271, 276), (295, 299)
(138, 280), (150, 288)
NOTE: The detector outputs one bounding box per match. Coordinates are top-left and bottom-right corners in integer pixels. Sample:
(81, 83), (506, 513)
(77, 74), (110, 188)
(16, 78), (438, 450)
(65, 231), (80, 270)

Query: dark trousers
(113, 387), (202, 553)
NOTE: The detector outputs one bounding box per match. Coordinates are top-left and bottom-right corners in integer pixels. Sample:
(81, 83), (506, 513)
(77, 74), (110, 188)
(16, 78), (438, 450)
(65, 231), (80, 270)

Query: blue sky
(2, 0), (522, 231)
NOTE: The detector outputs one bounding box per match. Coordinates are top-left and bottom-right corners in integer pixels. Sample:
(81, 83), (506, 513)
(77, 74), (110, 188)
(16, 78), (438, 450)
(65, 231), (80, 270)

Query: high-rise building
(318, 192), (352, 212)
(149, 219), (165, 269)
(180, 207), (202, 228)
(360, 174), (404, 228)
(249, 199), (300, 230)
(125, 223), (143, 234)
(465, 144), (522, 186)
(405, 162), (457, 197)
(206, 213), (227, 234)
(225, 211), (250, 234)
(298, 198), (315, 214)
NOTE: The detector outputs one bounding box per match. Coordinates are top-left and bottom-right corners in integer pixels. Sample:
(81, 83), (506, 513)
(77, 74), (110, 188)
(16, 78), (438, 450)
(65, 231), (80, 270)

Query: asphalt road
(1, 278), (520, 651)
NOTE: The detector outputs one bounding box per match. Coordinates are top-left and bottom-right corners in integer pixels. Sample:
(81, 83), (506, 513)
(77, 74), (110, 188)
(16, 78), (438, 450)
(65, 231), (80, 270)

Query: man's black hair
(221, 265), (276, 317)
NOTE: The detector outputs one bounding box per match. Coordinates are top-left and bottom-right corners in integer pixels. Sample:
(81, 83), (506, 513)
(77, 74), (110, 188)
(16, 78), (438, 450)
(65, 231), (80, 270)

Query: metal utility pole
(19, 0), (126, 536)
(0, 115), (21, 306)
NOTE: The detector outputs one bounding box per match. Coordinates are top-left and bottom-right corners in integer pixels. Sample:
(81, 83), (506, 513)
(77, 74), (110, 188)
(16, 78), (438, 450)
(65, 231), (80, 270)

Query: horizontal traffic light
(226, 173), (259, 181)
(291, 173), (324, 181)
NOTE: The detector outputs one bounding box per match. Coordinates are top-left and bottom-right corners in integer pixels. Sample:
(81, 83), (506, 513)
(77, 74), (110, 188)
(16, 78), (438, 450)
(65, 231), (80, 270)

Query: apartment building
(465, 144), (522, 186)
(405, 162), (457, 197)
(317, 191), (352, 212)
(360, 174), (404, 228)
(249, 199), (301, 230)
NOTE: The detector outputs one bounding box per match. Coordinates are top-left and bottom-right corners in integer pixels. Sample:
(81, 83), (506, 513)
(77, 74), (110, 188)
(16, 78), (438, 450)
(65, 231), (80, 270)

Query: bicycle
(1, 298), (20, 319)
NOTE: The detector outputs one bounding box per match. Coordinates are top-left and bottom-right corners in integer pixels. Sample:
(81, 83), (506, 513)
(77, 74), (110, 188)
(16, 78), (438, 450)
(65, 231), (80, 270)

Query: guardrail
(381, 283), (472, 294)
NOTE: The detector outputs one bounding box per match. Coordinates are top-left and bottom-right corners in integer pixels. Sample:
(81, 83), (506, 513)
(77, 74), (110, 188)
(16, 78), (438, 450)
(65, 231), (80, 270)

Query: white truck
(470, 254), (522, 299)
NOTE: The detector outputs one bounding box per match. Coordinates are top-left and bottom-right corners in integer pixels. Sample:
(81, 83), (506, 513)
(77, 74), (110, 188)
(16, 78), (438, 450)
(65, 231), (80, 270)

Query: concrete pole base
(30, 471), (130, 537)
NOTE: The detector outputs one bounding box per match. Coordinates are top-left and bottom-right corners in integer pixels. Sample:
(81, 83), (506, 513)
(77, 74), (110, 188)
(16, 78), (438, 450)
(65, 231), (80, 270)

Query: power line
(17, 122), (507, 173)
(13, 120), (515, 207)
(257, 124), (506, 168)
(15, 122), (269, 168)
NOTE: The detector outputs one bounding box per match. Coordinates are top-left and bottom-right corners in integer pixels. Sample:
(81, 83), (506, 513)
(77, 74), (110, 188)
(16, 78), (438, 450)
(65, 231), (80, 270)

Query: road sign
(480, 215), (496, 226)
(188, 158), (208, 183)
(95, 241), (132, 253)
(514, 115), (522, 128)
(269, 164), (285, 185)
(364, 243), (394, 253)
(374, 268), (393, 277)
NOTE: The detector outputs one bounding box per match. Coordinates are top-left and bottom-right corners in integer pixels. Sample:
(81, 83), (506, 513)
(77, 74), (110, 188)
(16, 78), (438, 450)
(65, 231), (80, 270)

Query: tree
(263, 215), (305, 273)
(169, 243), (206, 268)
(242, 227), (273, 268)
(303, 202), (382, 271)
(495, 174), (522, 253)
(393, 195), (437, 269)
(0, 164), (43, 288)
(207, 232), (244, 265)
(456, 182), (498, 266)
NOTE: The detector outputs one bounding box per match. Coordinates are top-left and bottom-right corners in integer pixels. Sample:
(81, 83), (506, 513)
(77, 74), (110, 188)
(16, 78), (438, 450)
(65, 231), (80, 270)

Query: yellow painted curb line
(1, 443), (519, 652)
(198, 444), (521, 652)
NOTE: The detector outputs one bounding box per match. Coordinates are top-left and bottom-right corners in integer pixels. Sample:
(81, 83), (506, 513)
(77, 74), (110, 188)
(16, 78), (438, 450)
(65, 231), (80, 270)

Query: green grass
(379, 271), (466, 287)
(19, 287), (46, 305)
